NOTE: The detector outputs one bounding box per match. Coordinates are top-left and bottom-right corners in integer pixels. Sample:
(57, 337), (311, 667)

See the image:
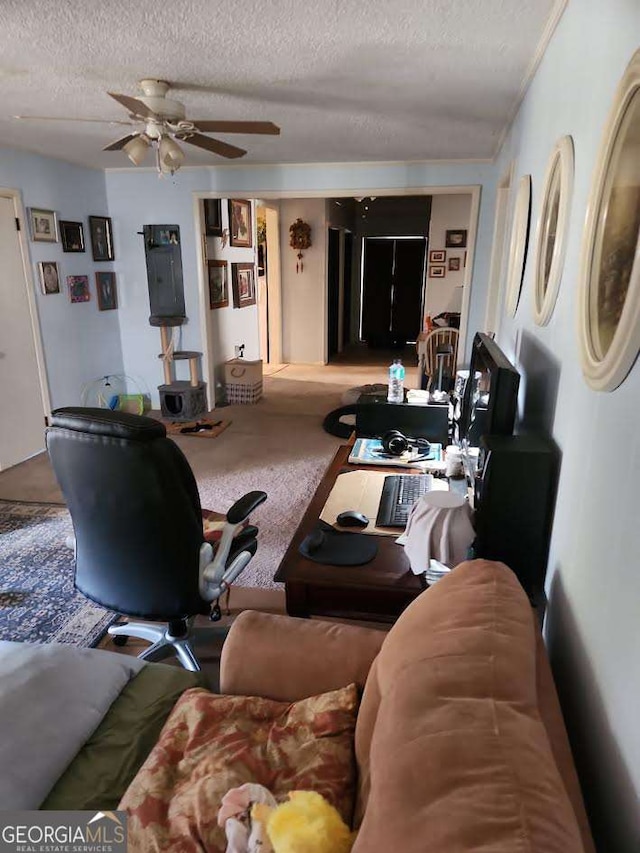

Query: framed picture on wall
(37, 261), (61, 294)
(429, 249), (446, 263)
(228, 199), (253, 247)
(445, 229), (467, 248)
(203, 199), (223, 236)
(208, 260), (229, 309)
(89, 215), (114, 261)
(448, 257), (461, 271)
(429, 265), (446, 278)
(59, 220), (85, 252)
(96, 271), (117, 310)
(67, 275), (90, 303)
(28, 208), (58, 243)
(232, 262), (256, 308)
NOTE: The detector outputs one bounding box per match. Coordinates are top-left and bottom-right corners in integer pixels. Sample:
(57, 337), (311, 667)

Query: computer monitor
(458, 332), (520, 450)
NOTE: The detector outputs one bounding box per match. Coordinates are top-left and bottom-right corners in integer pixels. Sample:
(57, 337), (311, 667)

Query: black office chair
(45, 407), (266, 672)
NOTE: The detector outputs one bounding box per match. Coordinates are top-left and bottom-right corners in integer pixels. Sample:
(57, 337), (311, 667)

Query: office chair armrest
(227, 491), (267, 524)
(220, 611), (386, 702)
(200, 492), (267, 597)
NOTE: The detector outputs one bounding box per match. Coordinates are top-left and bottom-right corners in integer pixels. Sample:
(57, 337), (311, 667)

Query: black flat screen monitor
(459, 332), (520, 449)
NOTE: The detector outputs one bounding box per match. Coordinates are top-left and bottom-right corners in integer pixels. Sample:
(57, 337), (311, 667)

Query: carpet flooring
(0, 500), (115, 646)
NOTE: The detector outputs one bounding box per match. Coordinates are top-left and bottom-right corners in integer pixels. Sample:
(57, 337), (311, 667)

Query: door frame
(0, 187), (52, 418)
(195, 185), (480, 384)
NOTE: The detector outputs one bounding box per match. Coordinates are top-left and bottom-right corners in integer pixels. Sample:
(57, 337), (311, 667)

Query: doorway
(360, 237), (426, 347)
(327, 228), (340, 359)
(327, 228), (355, 361)
(0, 193), (50, 470)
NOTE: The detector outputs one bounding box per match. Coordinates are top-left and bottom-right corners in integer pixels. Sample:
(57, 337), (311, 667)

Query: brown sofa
(221, 559), (595, 853)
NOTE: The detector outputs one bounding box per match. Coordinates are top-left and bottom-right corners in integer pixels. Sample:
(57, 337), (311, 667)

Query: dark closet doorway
(327, 228), (340, 359)
(342, 231), (353, 348)
(361, 237), (426, 347)
(327, 228), (355, 360)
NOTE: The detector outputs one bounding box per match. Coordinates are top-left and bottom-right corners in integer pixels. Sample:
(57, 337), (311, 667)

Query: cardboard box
(224, 358), (263, 404)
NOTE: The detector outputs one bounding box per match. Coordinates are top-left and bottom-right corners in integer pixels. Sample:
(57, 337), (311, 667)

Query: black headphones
(381, 430), (431, 458)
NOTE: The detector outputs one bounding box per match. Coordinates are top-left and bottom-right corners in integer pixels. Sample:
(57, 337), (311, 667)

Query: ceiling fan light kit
(158, 135), (185, 174)
(123, 134), (151, 166)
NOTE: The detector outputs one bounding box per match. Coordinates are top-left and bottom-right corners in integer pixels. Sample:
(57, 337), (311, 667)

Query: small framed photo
(96, 271), (117, 310)
(59, 220), (85, 252)
(89, 215), (114, 261)
(229, 199), (253, 248)
(67, 275), (90, 303)
(232, 262), (256, 308)
(429, 265), (446, 278)
(28, 208), (58, 243)
(203, 199), (223, 236)
(429, 249), (446, 263)
(208, 260), (229, 309)
(448, 257), (461, 271)
(445, 229), (467, 248)
(37, 262), (61, 294)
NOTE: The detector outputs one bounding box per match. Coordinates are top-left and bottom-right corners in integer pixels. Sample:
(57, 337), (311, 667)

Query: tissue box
(224, 358), (263, 404)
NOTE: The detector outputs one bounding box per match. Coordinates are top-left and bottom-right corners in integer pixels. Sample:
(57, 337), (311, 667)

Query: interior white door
(0, 196), (47, 469)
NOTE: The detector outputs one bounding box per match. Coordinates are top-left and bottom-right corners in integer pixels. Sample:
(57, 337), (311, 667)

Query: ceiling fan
(15, 79), (280, 175)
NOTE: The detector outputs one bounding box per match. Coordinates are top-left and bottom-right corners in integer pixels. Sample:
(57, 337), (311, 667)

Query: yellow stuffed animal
(254, 791), (355, 853)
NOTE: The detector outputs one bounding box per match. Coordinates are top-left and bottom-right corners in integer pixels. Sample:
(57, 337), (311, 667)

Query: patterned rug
(0, 501), (115, 646)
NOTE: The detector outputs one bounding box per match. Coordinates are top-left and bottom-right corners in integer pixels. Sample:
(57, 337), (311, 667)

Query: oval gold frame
(505, 175), (532, 317)
(533, 136), (575, 326)
(579, 50), (640, 391)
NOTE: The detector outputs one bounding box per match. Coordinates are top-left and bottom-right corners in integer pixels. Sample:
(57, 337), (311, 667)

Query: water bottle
(387, 359), (405, 403)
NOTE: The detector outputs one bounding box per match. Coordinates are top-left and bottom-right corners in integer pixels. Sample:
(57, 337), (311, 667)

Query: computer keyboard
(376, 474), (433, 527)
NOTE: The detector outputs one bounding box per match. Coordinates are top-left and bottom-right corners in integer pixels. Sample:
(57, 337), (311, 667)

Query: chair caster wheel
(112, 635), (128, 647)
(210, 603), (222, 622)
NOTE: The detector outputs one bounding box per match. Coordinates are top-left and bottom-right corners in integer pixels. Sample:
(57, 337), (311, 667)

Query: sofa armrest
(220, 611), (386, 702)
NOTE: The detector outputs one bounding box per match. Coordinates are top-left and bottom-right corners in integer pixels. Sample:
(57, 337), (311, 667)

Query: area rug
(0, 501), (115, 646)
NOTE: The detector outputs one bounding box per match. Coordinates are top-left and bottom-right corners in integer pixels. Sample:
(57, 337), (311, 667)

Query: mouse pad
(299, 521), (378, 566)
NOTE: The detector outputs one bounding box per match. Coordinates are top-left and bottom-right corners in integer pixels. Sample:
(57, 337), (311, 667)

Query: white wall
(426, 194), (472, 318)
(0, 148), (123, 408)
(279, 198), (327, 363)
(493, 3), (640, 849)
(204, 199), (259, 400)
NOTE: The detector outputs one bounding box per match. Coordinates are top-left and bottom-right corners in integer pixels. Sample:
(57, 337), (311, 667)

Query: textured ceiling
(0, 0), (561, 170)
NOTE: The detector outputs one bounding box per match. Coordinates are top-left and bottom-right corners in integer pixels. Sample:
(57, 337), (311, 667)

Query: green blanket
(43, 663), (205, 810)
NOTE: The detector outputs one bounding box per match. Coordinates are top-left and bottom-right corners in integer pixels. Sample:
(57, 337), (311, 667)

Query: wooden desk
(274, 445), (426, 622)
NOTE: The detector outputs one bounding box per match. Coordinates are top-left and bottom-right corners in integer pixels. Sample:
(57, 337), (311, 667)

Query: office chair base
(107, 620), (227, 673)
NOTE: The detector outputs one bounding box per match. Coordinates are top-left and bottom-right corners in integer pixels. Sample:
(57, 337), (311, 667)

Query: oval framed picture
(505, 175), (532, 317)
(533, 136), (575, 326)
(579, 50), (640, 391)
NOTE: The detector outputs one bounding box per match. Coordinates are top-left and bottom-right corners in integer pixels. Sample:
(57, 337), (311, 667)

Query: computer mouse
(336, 510), (370, 529)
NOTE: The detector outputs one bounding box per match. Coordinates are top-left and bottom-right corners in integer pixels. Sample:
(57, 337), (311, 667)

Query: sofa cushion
(120, 684), (358, 853)
(353, 559), (585, 853)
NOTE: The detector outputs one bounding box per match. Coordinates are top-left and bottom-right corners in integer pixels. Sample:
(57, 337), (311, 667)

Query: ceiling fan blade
(14, 115), (135, 126)
(107, 92), (158, 119)
(191, 121), (280, 135)
(180, 133), (246, 159)
(103, 134), (139, 151)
